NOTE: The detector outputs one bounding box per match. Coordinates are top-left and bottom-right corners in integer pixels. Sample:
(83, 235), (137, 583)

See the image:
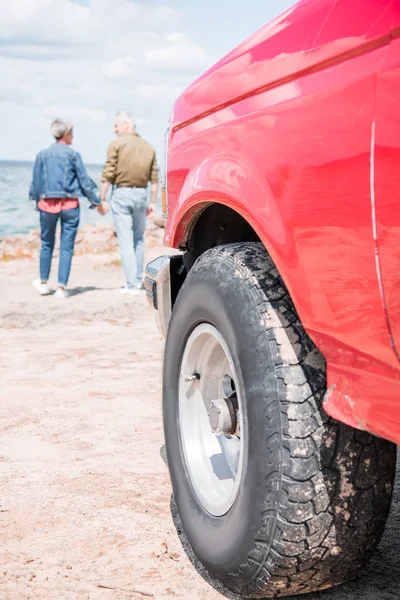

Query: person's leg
(131, 188), (148, 288)
(112, 189), (137, 288)
(58, 207), (80, 288)
(39, 210), (59, 283)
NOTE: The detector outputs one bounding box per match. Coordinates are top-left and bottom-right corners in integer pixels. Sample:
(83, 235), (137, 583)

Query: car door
(375, 5), (400, 360)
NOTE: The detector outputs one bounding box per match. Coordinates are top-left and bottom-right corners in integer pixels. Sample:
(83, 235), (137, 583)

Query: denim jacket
(29, 142), (101, 205)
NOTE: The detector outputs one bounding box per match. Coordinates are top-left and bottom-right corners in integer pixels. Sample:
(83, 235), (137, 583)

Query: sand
(0, 223), (398, 600)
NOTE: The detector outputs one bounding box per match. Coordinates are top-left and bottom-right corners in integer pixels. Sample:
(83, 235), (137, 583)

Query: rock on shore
(0, 218), (166, 262)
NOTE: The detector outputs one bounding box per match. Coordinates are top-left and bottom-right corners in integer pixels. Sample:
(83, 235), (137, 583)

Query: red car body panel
(164, 0), (400, 445)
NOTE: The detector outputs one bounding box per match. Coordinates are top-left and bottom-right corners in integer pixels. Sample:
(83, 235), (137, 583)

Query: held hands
(96, 200), (152, 217)
(97, 200), (110, 216)
(147, 203), (155, 219)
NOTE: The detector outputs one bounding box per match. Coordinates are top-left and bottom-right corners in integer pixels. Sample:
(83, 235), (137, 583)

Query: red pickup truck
(145, 1), (399, 597)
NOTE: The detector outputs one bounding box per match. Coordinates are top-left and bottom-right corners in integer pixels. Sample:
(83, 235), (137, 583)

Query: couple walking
(29, 112), (158, 297)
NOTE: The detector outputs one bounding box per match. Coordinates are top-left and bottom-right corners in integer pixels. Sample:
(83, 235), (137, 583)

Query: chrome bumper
(144, 254), (185, 337)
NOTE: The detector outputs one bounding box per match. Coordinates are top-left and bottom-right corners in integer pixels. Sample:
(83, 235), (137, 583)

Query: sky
(1, 0), (296, 164)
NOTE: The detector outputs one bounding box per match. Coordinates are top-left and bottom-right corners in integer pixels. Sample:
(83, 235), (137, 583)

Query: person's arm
(147, 154), (159, 218)
(29, 154), (41, 203)
(100, 180), (111, 202)
(101, 142), (118, 193)
(74, 152), (101, 206)
(147, 183), (159, 218)
(99, 141), (118, 212)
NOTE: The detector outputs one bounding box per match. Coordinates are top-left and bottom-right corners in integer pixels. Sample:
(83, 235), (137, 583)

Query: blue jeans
(39, 207), (80, 286)
(111, 187), (148, 288)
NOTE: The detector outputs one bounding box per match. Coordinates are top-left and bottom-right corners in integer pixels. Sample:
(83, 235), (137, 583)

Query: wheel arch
(169, 198), (298, 310)
(182, 202), (262, 270)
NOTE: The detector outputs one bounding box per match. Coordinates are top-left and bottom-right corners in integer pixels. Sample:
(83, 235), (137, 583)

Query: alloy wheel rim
(178, 324), (244, 517)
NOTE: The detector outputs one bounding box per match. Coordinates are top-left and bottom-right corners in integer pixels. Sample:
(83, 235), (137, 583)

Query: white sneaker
(33, 279), (50, 295)
(120, 286), (139, 296)
(54, 288), (68, 299)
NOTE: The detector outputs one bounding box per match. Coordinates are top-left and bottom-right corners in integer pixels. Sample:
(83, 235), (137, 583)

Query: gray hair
(115, 111), (135, 128)
(51, 118), (73, 140)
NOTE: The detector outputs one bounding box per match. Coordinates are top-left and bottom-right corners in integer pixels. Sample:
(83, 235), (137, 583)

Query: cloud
(0, 0), (211, 162)
(0, 0), (93, 46)
(145, 34), (208, 70)
(103, 34), (208, 79)
(0, 42), (86, 61)
(43, 107), (108, 123)
(0, 0), (181, 47)
(134, 83), (185, 103)
(103, 57), (136, 79)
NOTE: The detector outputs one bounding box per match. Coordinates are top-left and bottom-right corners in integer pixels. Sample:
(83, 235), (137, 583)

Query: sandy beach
(0, 222), (399, 600)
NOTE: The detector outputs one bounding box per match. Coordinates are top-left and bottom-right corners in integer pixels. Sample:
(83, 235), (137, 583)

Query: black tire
(163, 242), (396, 598)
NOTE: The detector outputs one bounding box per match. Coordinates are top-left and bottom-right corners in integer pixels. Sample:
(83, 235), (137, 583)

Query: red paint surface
(164, 0), (400, 445)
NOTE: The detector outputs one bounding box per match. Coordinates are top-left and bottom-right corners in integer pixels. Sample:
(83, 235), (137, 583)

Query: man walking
(101, 111), (159, 294)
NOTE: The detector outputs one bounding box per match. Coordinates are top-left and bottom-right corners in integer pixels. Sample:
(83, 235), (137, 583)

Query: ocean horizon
(0, 159), (103, 168)
(0, 160), (150, 237)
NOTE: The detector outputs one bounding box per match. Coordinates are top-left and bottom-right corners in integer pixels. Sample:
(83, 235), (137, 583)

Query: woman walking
(29, 119), (108, 298)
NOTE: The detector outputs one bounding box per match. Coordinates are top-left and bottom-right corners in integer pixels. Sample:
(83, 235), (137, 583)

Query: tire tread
(185, 242), (396, 598)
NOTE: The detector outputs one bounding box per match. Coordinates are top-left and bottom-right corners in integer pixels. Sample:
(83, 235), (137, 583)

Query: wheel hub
(179, 323), (244, 516)
(208, 398), (237, 435)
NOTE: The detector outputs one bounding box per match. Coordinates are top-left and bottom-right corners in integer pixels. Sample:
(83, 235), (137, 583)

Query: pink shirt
(38, 198), (79, 213)
(37, 141), (79, 213)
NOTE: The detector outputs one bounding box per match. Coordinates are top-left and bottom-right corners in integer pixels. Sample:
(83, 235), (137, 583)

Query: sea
(0, 160), (114, 237)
